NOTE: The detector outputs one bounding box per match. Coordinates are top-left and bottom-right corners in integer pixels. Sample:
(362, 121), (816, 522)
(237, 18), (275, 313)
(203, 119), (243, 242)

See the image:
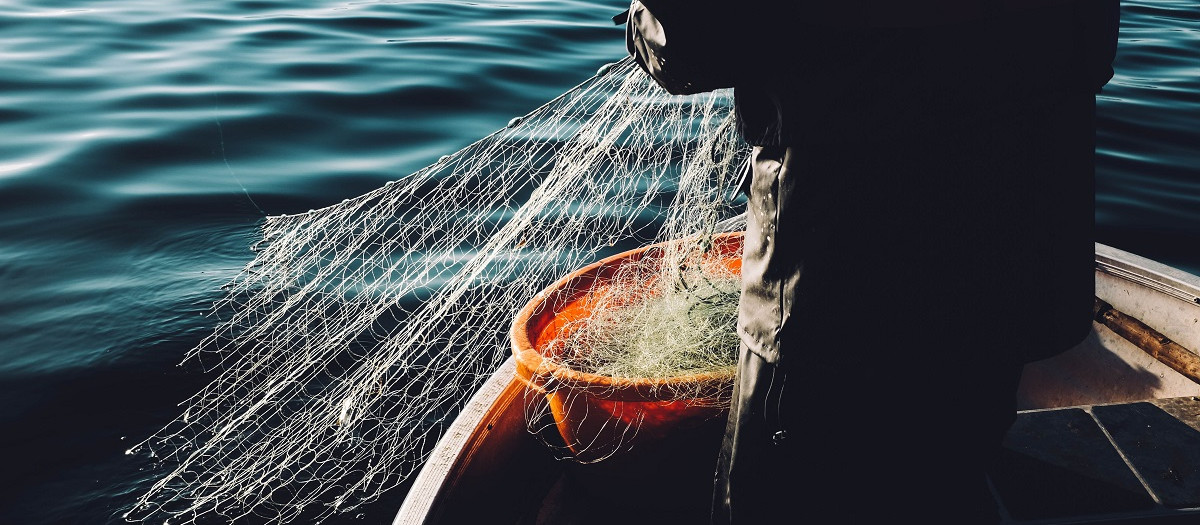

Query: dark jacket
(732, 1), (1119, 366)
(711, 7), (1120, 522)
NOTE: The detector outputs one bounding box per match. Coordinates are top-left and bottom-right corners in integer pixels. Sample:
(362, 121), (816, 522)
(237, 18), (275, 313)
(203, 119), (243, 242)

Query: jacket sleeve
(623, 0), (758, 95)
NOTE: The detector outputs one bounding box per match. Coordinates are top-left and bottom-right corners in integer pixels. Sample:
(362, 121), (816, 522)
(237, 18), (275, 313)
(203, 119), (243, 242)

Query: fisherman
(631, 2), (1122, 523)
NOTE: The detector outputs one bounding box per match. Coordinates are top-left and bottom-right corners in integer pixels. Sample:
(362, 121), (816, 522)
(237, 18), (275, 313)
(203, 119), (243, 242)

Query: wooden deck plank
(992, 407), (1155, 521)
(1094, 400), (1200, 509)
(1153, 396), (1200, 433)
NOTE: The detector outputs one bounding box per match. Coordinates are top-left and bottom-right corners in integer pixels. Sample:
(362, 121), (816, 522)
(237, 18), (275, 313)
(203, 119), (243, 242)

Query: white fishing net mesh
(518, 227), (744, 463)
(126, 57), (748, 524)
(550, 252), (741, 380)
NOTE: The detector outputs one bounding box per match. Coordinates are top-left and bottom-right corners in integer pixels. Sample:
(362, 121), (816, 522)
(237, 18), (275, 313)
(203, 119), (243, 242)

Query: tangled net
(551, 241), (741, 379)
(126, 57), (749, 524)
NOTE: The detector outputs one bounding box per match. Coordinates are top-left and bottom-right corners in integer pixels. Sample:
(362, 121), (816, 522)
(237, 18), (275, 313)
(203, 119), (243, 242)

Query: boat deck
(522, 396), (1200, 525)
(397, 374), (1200, 525)
(396, 243), (1200, 525)
(992, 396), (1200, 524)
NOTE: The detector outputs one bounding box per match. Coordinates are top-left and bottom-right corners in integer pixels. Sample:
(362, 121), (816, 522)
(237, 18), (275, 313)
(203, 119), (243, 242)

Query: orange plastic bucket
(511, 231), (742, 462)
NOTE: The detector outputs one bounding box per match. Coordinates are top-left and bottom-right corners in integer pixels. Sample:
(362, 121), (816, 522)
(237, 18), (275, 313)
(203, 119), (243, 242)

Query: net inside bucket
(513, 229), (744, 463)
(126, 57), (749, 524)
(550, 235), (742, 380)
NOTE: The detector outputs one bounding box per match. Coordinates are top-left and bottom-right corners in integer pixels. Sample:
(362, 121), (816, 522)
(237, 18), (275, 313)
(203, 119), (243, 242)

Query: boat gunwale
(1095, 242), (1200, 307)
(393, 358), (522, 525)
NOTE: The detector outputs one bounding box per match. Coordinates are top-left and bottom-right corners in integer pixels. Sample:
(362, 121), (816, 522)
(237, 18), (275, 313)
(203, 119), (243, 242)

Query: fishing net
(126, 57), (749, 524)
(551, 251), (741, 380)
(515, 227), (744, 463)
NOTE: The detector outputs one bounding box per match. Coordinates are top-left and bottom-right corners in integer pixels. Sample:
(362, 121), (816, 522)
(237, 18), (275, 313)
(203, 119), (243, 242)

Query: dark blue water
(0, 1), (1196, 524)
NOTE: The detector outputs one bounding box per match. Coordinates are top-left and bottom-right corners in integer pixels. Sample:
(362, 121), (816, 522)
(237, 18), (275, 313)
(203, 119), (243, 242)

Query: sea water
(0, 1), (1196, 523)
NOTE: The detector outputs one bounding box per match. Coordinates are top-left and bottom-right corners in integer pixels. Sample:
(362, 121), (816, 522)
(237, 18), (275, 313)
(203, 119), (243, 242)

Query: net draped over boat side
(127, 57), (749, 524)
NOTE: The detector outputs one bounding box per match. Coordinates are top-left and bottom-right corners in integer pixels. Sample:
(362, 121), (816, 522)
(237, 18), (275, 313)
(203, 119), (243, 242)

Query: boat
(393, 241), (1200, 524)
